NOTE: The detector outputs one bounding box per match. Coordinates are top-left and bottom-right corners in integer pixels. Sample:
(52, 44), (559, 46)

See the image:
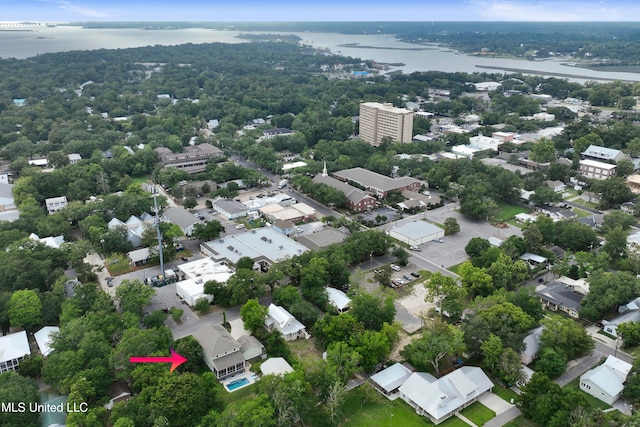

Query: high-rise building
(359, 102), (414, 146)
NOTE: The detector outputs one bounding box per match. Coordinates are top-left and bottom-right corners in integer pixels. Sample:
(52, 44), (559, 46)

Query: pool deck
(223, 371), (259, 392)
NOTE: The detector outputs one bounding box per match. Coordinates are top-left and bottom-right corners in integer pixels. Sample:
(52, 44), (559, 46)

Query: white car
(235, 224), (246, 230)
(390, 264), (401, 271)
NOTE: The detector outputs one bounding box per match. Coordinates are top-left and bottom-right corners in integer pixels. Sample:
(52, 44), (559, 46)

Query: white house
(580, 356), (632, 405)
(0, 331), (30, 373)
(398, 367), (494, 425)
(601, 310), (640, 338)
(326, 287), (351, 313)
(265, 303), (307, 341)
(45, 196), (68, 214)
(34, 326), (60, 357)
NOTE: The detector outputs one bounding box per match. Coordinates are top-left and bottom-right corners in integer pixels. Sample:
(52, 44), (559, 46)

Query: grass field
(492, 384), (519, 404)
(288, 337), (323, 369)
(504, 415), (538, 427)
(342, 385), (469, 427)
(459, 402), (496, 426)
(491, 202), (529, 222)
(571, 208), (591, 219)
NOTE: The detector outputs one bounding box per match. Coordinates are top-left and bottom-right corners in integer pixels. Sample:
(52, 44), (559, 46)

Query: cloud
(35, 0), (111, 19)
(467, 0), (637, 21)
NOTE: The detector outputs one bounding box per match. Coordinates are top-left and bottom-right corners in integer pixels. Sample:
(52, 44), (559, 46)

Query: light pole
(390, 413), (394, 427)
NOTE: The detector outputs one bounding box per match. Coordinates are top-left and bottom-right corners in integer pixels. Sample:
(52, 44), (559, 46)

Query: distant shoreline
(337, 43), (434, 51)
(475, 65), (637, 82)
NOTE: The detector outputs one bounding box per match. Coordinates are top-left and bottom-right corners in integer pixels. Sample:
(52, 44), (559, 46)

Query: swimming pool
(226, 377), (250, 391)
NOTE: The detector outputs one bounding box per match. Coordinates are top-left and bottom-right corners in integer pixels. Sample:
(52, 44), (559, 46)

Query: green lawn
(342, 385), (471, 426)
(287, 337), (323, 370)
(459, 402), (496, 426)
(491, 202), (529, 222)
(448, 262), (464, 275)
(571, 208), (591, 219)
(342, 385), (470, 427)
(564, 377), (611, 411)
(503, 415), (538, 427)
(492, 384), (519, 404)
(218, 382), (257, 406)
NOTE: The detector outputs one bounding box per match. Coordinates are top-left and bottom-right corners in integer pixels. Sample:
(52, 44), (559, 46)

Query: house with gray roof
(602, 310), (640, 338)
(162, 206), (200, 236)
(192, 324), (245, 380)
(238, 335), (265, 361)
(521, 326), (544, 365)
(536, 281), (584, 318)
(297, 227), (347, 251)
(211, 198), (249, 220)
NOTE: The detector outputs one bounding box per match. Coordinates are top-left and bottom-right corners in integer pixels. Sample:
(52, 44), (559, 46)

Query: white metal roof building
(389, 221), (444, 246)
(326, 287), (351, 313)
(580, 356), (632, 405)
(399, 367), (494, 425)
(175, 259), (234, 306)
(370, 362), (413, 396)
(34, 326), (60, 357)
(0, 331), (30, 373)
(260, 357), (294, 376)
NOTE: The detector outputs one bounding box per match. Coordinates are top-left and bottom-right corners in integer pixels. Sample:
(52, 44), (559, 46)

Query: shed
(260, 357), (294, 376)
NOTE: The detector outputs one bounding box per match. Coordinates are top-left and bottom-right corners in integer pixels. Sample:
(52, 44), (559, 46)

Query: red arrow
(129, 347), (187, 373)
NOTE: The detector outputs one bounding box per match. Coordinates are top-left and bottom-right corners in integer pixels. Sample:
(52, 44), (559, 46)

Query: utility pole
(153, 186), (165, 285)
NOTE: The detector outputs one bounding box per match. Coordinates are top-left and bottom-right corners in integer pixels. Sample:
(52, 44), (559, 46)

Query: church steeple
(322, 161), (328, 177)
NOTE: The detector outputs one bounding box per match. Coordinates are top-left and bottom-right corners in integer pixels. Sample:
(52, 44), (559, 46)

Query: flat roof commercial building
(389, 221), (444, 246)
(359, 102), (414, 146)
(201, 228), (309, 270)
(155, 143), (223, 174)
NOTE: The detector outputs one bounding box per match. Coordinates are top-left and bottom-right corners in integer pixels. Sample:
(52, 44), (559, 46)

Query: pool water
(226, 377), (250, 391)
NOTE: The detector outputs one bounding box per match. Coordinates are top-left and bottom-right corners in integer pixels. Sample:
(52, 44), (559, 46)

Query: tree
(603, 226), (628, 260)
(116, 280), (155, 317)
(143, 310), (169, 329)
(541, 315), (594, 360)
(486, 253), (530, 292)
(183, 197), (197, 209)
(465, 237), (491, 259)
(530, 185), (561, 205)
(325, 380), (347, 423)
(497, 347), (524, 386)
(617, 158), (635, 178)
(195, 297), (211, 315)
(349, 292), (395, 331)
(591, 177), (634, 208)
(535, 347), (567, 379)
(0, 372), (40, 427)
(530, 138), (556, 163)
(326, 341), (361, 383)
(240, 298), (268, 333)
(392, 246), (409, 266)
(617, 322), (640, 347)
(602, 210), (636, 234)
(581, 270), (639, 321)
(271, 285), (301, 309)
(191, 220), (225, 241)
(373, 264), (392, 287)
(236, 256), (255, 271)
(424, 272), (466, 318)
(9, 289), (42, 329)
(480, 333), (504, 374)
(149, 372), (222, 427)
(401, 322), (466, 376)
(443, 217), (460, 236)
(170, 307), (184, 322)
(457, 261), (494, 297)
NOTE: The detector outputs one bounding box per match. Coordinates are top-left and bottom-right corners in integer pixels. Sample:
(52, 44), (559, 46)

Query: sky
(3, 0), (640, 22)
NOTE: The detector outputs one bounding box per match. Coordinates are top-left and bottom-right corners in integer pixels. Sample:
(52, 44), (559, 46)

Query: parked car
(409, 246), (422, 251)
(403, 274), (413, 281)
(235, 224), (246, 230)
(394, 278), (405, 285)
(433, 238), (444, 243)
(410, 272), (421, 278)
(181, 256), (189, 262)
(390, 264), (401, 271)
(106, 277), (114, 287)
